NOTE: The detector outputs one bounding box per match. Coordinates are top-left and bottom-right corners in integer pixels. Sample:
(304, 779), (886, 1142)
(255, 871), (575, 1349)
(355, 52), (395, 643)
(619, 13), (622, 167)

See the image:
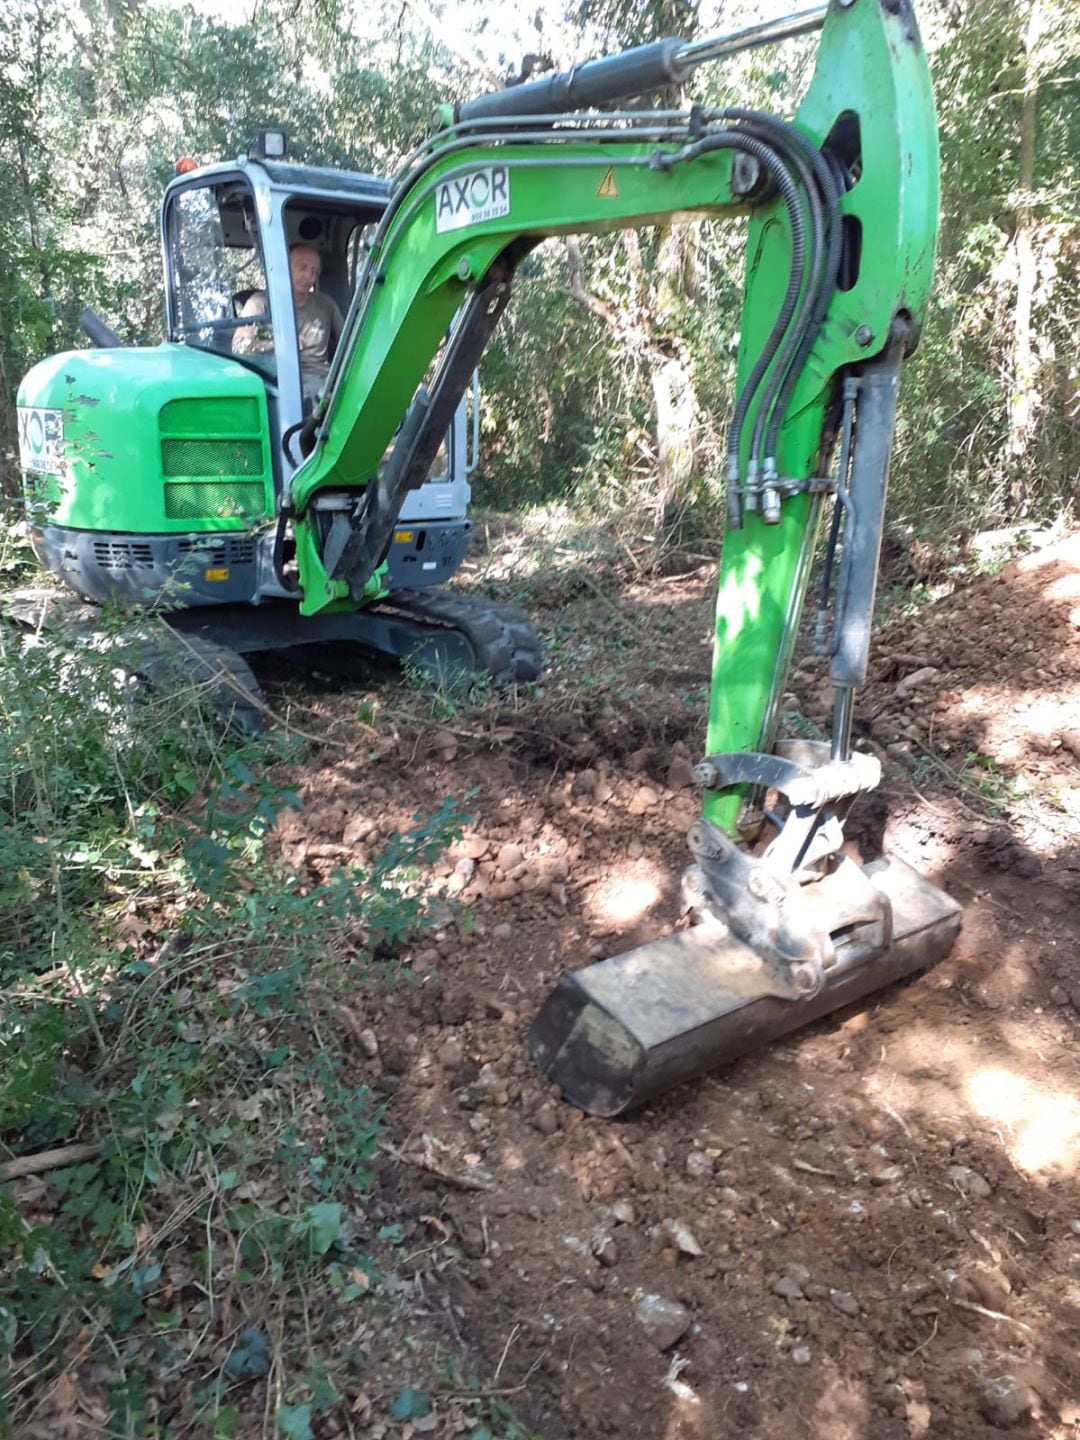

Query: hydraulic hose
(709, 108), (842, 484)
(742, 135), (823, 502)
(759, 146), (843, 465)
(720, 109), (846, 478)
(654, 129), (807, 527)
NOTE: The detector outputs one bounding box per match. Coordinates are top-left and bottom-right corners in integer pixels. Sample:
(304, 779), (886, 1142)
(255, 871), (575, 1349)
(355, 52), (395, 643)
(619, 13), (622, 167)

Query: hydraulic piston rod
(675, 5), (829, 69)
(454, 4), (829, 124)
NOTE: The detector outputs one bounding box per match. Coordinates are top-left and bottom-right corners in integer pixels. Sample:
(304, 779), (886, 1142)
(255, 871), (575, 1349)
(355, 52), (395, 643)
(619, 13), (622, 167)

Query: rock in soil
(593, 1235), (619, 1268)
(772, 1276), (805, 1301)
(530, 1104), (559, 1136)
(948, 1164), (993, 1198)
(829, 1288), (860, 1317)
(978, 1375), (1036, 1429)
(635, 1294), (692, 1351)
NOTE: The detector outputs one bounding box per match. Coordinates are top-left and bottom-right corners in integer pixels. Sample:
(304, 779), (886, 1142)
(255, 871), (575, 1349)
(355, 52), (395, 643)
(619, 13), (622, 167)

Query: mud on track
(267, 532), (1080, 1439)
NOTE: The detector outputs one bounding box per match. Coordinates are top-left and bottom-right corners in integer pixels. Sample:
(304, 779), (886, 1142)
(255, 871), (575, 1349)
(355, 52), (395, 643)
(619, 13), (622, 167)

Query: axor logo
(17, 407), (65, 475)
(435, 166), (511, 235)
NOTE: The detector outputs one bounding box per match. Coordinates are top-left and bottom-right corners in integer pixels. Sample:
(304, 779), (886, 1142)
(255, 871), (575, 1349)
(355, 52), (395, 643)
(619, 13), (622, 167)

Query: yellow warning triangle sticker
(597, 167), (619, 199)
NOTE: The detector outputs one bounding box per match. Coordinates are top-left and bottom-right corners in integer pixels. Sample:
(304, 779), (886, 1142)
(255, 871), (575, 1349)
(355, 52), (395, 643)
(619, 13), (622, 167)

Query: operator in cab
(233, 242), (343, 400)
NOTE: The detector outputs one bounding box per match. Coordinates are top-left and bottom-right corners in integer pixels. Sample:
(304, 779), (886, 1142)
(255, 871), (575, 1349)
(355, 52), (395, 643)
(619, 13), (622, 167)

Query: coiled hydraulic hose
(652, 128), (808, 527)
(714, 109), (841, 486)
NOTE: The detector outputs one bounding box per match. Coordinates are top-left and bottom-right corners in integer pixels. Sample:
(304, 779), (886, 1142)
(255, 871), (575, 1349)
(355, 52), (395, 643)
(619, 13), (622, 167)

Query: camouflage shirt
(234, 290), (343, 375)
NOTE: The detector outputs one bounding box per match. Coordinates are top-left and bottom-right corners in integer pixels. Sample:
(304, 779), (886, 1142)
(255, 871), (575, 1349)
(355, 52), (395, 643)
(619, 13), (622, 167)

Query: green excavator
(16, 0), (960, 1114)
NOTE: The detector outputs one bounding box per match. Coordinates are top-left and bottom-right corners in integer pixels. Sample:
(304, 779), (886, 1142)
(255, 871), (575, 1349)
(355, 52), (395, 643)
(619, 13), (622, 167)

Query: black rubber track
(137, 630), (265, 734)
(1, 588), (265, 734)
(378, 587), (542, 685)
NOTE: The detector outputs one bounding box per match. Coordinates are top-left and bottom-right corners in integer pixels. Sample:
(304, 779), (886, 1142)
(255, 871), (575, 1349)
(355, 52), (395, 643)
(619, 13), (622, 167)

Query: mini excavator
(17, 0), (961, 1112)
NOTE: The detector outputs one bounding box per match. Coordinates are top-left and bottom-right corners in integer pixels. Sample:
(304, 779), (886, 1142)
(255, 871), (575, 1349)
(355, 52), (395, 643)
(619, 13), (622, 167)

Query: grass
(0, 564), (498, 1436)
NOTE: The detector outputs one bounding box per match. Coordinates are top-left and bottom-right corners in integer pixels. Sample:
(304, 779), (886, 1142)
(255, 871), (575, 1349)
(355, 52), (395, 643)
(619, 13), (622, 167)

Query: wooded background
(2, 0), (1077, 542)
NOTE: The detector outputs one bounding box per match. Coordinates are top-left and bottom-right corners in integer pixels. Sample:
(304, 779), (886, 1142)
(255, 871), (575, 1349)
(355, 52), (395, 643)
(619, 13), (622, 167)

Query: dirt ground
(266, 528), (1080, 1440)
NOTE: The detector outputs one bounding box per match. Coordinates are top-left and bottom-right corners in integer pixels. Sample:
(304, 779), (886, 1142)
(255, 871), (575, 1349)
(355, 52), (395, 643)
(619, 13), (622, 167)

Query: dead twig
(952, 1298), (1034, 1334)
(0, 1139), (109, 1181)
(386, 1146), (494, 1192)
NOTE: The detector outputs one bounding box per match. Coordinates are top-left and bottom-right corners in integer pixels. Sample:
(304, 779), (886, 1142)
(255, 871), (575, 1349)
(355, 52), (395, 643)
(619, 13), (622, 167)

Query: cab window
(168, 183), (275, 379)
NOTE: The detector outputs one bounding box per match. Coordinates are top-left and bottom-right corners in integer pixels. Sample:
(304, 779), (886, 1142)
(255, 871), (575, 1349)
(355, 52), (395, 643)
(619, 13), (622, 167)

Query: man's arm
(232, 292), (273, 355)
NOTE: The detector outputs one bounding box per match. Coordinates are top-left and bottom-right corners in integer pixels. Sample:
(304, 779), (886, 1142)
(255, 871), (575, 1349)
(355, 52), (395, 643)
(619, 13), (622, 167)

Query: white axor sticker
(435, 166), (510, 235)
(17, 407), (66, 475)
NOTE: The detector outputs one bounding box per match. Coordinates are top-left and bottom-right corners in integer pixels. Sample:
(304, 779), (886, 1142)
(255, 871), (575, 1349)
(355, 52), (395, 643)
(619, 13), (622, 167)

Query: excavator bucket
(529, 857), (959, 1117)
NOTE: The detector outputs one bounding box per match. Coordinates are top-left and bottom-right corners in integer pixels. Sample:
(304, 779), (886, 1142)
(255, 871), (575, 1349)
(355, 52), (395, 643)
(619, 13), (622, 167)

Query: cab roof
(164, 157), (391, 208)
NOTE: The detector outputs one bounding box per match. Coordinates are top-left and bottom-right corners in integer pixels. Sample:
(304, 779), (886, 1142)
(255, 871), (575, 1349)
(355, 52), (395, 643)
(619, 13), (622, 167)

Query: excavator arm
(289, 0), (960, 1114)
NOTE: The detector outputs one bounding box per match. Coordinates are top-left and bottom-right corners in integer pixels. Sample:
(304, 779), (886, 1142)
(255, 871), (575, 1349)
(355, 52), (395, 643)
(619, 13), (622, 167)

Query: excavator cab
(161, 156), (474, 593)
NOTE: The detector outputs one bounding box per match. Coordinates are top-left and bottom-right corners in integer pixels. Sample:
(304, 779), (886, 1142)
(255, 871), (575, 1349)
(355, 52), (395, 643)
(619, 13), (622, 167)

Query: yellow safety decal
(204, 568), (229, 582)
(597, 168), (618, 199)
(394, 530), (414, 543)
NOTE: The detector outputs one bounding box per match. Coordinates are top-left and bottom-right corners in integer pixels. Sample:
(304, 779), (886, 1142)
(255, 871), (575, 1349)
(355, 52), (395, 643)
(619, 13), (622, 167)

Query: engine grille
(177, 536), (256, 565)
(93, 539), (154, 571)
(163, 482), (265, 521)
(159, 397), (268, 521)
(161, 438), (263, 478)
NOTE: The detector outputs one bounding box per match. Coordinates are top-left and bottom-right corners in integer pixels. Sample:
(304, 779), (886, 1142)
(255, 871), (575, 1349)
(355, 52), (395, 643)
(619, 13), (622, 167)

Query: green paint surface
(18, 345), (273, 532)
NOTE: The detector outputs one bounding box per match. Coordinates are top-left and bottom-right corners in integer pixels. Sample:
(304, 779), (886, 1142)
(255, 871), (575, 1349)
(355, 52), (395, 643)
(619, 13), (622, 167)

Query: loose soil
(265, 530), (1080, 1439)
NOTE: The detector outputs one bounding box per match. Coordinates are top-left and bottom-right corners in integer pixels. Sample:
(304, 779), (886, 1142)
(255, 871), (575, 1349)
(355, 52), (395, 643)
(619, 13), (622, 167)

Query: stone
(628, 785), (659, 816)
(358, 1028), (379, 1059)
(573, 770), (598, 796)
(634, 1294), (692, 1351)
(431, 728), (458, 761)
(593, 1236), (619, 1268)
(492, 922), (513, 941)
(869, 1162), (905, 1186)
(455, 857), (477, 880)
(829, 1288), (859, 1317)
(782, 1262), (811, 1287)
(530, 1104), (559, 1136)
(772, 1276), (805, 1301)
(791, 1346), (812, 1366)
(978, 1375), (1035, 1429)
(685, 1150), (715, 1180)
(611, 1200), (636, 1226)
(627, 838), (644, 859)
(461, 836), (489, 860)
(663, 1219), (703, 1257)
(343, 815), (379, 846)
(438, 1039), (465, 1070)
(1049, 984), (1069, 1006)
(894, 666), (940, 701)
(667, 756), (696, 790)
(948, 1164), (992, 1198)
(497, 843), (524, 873)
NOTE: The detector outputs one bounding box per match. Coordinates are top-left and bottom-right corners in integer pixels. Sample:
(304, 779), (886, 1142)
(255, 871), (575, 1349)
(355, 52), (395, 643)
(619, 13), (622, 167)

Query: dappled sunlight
(964, 1066), (1080, 1178)
(809, 1371), (871, 1437)
(859, 1012), (1080, 1181)
(583, 862), (662, 930)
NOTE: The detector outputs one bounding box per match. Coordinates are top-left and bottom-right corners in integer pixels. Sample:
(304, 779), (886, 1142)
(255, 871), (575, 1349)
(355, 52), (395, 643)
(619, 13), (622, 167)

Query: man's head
(289, 244), (321, 305)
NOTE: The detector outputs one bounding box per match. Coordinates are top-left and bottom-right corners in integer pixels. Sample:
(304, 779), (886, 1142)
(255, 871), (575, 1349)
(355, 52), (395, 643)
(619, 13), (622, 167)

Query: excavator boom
(288, 0), (959, 1113)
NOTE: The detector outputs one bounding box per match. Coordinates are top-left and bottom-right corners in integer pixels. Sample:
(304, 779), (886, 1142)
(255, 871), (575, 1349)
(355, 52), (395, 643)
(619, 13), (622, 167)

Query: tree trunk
(1008, 0), (1042, 481)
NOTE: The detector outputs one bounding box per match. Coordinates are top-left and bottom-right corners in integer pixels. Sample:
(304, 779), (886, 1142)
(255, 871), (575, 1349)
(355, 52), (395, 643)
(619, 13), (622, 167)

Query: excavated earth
(265, 529), (1080, 1439)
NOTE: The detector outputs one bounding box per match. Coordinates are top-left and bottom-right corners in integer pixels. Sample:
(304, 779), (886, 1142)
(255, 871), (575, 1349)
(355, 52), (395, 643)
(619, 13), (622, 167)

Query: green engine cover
(17, 345), (274, 534)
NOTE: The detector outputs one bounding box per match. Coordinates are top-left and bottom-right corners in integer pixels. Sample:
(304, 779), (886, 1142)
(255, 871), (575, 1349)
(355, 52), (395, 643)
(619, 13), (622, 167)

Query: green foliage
(0, 582), (466, 1432)
(4, 0), (1078, 543)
